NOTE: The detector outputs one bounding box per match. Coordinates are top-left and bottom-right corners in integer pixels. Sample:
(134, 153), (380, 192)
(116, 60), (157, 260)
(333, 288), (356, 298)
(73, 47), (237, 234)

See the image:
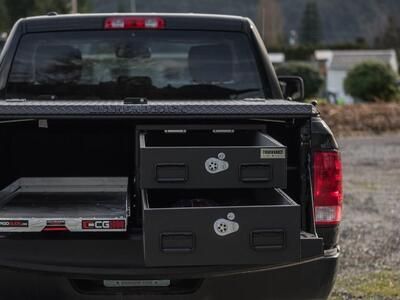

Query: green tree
(33, 0), (91, 15)
(299, 0), (322, 46)
(32, 0), (70, 15)
(4, 0), (35, 28)
(275, 62), (323, 99)
(375, 16), (400, 49)
(344, 62), (399, 102)
(1, 0), (91, 32)
(0, 1), (9, 32)
(117, 0), (128, 12)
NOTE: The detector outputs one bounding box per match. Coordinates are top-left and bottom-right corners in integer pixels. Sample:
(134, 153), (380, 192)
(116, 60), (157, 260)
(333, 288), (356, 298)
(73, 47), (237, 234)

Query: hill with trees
(280, 0), (400, 45)
(2, 0), (400, 48)
(0, 0), (90, 32)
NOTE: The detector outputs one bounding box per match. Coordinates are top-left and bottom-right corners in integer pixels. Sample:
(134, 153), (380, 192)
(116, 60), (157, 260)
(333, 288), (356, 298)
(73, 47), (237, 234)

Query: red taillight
(104, 17), (165, 30)
(313, 151), (343, 226)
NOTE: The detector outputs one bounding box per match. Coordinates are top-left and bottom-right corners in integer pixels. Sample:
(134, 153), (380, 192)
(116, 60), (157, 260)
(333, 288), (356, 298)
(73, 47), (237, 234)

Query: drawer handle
(156, 164), (188, 183)
(251, 230), (285, 250)
(160, 232), (195, 253)
(240, 164), (271, 182)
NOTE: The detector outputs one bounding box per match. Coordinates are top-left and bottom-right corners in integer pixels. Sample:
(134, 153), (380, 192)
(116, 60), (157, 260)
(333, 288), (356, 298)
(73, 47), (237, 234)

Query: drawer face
(139, 131), (287, 189)
(142, 189), (300, 267)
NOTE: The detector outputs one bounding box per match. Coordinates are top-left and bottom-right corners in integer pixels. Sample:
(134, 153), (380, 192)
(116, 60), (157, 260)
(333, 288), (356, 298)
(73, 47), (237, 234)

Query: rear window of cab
(7, 30), (270, 100)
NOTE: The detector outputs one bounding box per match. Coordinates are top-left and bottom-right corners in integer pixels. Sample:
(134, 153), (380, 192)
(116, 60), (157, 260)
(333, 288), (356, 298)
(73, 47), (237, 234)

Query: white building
(315, 50), (398, 103)
(269, 52), (285, 65)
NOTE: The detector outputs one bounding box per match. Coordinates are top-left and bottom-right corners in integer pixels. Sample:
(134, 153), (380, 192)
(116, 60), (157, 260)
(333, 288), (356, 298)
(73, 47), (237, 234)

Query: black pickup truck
(0, 14), (342, 300)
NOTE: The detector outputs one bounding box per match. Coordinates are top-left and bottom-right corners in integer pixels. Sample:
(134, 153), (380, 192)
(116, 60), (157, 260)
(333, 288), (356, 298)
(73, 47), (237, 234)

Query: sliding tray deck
(0, 178), (128, 232)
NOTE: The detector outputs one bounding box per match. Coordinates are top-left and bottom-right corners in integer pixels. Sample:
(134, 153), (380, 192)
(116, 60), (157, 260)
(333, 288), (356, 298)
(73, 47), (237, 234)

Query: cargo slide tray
(0, 177), (128, 232)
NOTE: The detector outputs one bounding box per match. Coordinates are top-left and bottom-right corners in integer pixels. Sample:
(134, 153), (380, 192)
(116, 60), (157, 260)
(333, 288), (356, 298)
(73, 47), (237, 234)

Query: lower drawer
(142, 188), (300, 267)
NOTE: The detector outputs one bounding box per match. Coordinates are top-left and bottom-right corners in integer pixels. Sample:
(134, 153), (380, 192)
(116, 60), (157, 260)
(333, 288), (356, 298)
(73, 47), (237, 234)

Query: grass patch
(331, 270), (400, 299)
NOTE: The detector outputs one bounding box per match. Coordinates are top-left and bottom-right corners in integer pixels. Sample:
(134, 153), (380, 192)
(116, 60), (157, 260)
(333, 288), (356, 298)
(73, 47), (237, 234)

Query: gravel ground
(338, 134), (400, 275)
(331, 134), (400, 299)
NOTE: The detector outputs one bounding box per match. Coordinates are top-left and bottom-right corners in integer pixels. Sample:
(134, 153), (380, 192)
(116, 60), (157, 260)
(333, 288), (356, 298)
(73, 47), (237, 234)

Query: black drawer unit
(138, 126), (287, 189)
(142, 188), (300, 267)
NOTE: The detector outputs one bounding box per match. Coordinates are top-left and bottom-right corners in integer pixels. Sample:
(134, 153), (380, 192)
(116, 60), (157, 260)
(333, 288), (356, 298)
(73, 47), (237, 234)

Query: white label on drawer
(260, 148), (286, 159)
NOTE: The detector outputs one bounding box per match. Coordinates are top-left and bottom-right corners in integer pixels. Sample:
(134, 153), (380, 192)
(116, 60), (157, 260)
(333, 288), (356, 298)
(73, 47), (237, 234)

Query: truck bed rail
(0, 100), (315, 118)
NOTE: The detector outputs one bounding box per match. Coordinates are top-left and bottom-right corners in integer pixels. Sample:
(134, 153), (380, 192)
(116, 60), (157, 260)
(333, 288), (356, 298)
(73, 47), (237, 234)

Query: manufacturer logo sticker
(82, 220), (125, 230)
(205, 152), (229, 174)
(260, 148), (286, 159)
(0, 220), (29, 227)
(213, 213), (239, 236)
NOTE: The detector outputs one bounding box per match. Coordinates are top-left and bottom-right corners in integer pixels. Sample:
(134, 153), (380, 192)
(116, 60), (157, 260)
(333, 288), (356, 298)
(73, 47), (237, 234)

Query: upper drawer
(138, 129), (287, 189)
